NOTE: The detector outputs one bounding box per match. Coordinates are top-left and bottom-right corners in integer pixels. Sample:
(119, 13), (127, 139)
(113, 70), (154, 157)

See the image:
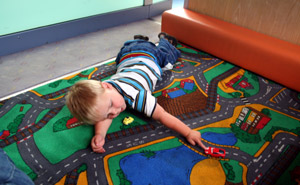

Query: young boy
(66, 33), (207, 153)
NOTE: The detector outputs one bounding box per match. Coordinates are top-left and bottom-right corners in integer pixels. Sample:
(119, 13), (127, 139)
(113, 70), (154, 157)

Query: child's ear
(101, 82), (112, 89)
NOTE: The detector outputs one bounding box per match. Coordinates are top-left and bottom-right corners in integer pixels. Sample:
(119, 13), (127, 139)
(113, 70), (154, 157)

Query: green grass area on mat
(0, 104), (32, 131)
(34, 106), (93, 164)
(220, 160), (243, 183)
(108, 111), (148, 134)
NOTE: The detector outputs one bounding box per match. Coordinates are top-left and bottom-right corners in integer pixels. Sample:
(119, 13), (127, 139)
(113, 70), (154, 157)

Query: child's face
(95, 82), (126, 121)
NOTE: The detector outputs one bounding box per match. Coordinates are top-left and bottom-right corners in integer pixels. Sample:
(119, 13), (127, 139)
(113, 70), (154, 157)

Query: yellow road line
(269, 88), (286, 103)
(240, 163), (248, 185)
(88, 67), (98, 79)
(203, 61), (224, 73)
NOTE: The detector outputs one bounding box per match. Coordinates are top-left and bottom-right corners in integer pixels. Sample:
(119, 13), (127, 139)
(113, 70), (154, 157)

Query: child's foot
(158, 32), (168, 39)
(158, 32), (178, 47)
(134, 34), (149, 41)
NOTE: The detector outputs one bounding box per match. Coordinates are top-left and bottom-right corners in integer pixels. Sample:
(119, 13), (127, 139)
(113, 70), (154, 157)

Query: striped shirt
(105, 52), (162, 117)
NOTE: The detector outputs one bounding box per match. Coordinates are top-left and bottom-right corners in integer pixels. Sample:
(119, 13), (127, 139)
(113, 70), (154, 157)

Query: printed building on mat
(235, 107), (271, 134)
(226, 75), (252, 90)
(162, 79), (195, 99)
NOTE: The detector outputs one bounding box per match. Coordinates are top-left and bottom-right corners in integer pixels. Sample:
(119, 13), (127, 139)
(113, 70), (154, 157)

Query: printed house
(235, 107), (271, 134)
(162, 79), (195, 99)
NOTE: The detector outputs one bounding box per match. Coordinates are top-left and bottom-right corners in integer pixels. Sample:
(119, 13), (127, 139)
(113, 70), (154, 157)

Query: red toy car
(0, 130), (10, 140)
(205, 147), (226, 158)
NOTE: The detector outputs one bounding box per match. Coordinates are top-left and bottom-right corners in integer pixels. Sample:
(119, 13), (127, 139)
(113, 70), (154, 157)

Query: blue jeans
(0, 149), (34, 185)
(116, 38), (181, 68)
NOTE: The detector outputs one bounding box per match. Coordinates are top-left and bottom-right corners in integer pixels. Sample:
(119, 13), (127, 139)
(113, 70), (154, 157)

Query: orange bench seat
(162, 8), (300, 92)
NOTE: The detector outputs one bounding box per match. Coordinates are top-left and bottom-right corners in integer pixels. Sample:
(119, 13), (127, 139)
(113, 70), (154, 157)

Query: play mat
(0, 43), (300, 185)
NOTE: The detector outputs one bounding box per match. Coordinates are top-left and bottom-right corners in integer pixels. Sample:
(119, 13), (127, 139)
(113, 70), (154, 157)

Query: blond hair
(65, 79), (104, 125)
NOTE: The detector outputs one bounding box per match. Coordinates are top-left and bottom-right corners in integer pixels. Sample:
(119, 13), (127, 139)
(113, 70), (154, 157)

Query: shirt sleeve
(132, 90), (157, 117)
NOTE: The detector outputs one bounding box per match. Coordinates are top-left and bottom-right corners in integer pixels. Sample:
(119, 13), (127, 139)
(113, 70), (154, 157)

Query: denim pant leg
(0, 149), (34, 185)
(156, 38), (181, 67)
(115, 40), (158, 64)
(116, 39), (181, 68)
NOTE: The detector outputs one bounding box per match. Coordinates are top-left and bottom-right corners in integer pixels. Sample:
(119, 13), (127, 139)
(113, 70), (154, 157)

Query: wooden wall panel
(186, 0), (300, 45)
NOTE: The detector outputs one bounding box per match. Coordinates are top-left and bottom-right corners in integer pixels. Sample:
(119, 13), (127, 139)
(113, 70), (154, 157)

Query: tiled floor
(0, 1), (184, 100)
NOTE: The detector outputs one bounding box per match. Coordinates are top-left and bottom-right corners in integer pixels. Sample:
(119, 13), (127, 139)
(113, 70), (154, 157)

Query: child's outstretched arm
(152, 104), (207, 150)
(91, 119), (112, 153)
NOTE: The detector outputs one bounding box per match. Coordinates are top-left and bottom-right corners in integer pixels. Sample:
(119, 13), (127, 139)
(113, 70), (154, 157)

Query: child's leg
(156, 37), (181, 68)
(134, 34), (149, 41)
(158, 32), (178, 47)
(115, 39), (157, 65)
(0, 149), (34, 185)
(115, 34), (180, 69)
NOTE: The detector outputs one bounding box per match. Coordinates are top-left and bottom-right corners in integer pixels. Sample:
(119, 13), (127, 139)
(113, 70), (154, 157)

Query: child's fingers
(91, 137), (104, 151)
(99, 147), (106, 153)
(94, 135), (105, 147)
(196, 139), (207, 150)
(94, 138), (100, 146)
(92, 146), (106, 153)
(187, 138), (196, 146)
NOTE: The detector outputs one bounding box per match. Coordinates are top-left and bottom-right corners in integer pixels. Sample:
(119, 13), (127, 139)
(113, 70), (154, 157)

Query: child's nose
(112, 108), (120, 115)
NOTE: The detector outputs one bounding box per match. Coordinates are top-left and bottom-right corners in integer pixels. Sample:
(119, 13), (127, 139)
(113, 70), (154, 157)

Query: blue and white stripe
(105, 57), (161, 117)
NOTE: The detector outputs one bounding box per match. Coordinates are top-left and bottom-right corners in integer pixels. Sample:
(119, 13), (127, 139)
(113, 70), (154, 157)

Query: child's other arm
(152, 104), (207, 150)
(91, 119), (112, 153)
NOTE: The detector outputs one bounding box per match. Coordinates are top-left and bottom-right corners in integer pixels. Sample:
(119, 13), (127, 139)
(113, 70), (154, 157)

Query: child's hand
(91, 134), (106, 153)
(186, 130), (208, 150)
